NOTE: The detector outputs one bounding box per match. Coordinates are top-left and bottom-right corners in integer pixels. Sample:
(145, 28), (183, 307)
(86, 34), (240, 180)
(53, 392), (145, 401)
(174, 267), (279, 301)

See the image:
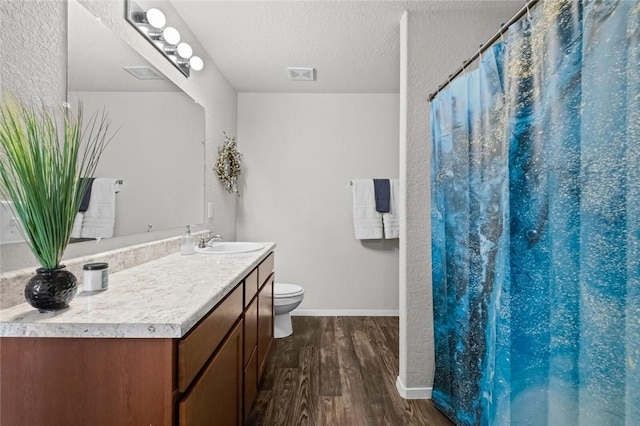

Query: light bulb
(189, 56), (204, 71)
(162, 27), (180, 45)
(146, 8), (165, 29)
(176, 42), (193, 59)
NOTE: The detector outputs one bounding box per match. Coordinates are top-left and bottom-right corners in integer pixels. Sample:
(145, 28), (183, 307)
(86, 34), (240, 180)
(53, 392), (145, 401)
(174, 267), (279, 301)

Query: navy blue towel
(78, 178), (95, 212)
(373, 179), (391, 213)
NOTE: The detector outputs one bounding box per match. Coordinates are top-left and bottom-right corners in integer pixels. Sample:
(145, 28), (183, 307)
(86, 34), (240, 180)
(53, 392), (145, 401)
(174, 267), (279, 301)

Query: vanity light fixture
(125, 0), (204, 77)
(148, 27), (180, 45)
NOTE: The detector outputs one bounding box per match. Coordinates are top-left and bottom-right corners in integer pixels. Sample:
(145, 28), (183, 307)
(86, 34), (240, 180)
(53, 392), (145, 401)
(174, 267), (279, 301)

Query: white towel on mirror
(352, 179), (383, 240)
(80, 178), (119, 239)
(0, 201), (25, 244)
(382, 179), (400, 239)
(71, 212), (84, 238)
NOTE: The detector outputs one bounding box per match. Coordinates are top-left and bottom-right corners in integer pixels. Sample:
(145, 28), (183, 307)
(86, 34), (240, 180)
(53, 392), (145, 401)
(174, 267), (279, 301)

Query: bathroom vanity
(0, 244), (275, 426)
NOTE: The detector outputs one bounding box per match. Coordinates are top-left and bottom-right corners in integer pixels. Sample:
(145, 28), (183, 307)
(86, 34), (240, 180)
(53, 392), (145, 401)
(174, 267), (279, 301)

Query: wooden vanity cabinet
(180, 251), (275, 425)
(0, 251), (275, 426)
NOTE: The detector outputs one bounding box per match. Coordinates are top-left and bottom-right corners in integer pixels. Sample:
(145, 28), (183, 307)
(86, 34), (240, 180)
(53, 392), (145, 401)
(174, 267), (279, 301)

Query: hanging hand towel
(80, 178), (119, 239)
(78, 177), (95, 212)
(382, 179), (400, 239)
(352, 179), (383, 239)
(373, 179), (391, 213)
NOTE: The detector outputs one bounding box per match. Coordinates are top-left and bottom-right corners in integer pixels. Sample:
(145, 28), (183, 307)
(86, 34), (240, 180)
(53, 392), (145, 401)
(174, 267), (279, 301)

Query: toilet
(274, 283), (304, 338)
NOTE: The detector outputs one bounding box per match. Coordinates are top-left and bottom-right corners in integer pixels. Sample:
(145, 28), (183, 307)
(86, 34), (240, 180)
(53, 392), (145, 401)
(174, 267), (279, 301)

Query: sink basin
(195, 242), (264, 254)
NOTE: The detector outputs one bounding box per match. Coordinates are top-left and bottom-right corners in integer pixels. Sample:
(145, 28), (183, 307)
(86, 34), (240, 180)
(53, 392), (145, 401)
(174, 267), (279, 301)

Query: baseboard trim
(395, 376), (432, 399)
(292, 309), (399, 317)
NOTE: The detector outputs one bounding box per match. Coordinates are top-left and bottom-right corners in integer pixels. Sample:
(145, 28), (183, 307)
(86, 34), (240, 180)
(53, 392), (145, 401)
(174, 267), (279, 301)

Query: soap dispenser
(181, 225), (195, 255)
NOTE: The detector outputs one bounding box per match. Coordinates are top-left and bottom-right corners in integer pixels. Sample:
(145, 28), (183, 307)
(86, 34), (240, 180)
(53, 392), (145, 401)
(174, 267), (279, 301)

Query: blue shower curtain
(430, 1), (639, 425)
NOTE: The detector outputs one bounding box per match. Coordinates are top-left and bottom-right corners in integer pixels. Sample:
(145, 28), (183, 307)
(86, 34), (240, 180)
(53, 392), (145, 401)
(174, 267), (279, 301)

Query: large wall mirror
(67, 0), (205, 240)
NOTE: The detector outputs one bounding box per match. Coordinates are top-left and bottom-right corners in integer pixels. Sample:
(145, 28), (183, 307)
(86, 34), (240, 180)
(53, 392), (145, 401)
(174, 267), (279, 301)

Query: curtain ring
(499, 23), (505, 42)
(478, 43), (483, 61)
(526, 5), (532, 21)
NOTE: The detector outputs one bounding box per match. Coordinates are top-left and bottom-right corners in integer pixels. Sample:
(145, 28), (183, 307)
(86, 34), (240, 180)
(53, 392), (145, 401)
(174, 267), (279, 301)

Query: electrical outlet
(207, 202), (214, 219)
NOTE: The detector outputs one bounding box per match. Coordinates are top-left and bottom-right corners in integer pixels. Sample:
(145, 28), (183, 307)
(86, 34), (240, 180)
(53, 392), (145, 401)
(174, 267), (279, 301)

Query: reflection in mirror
(67, 0), (205, 241)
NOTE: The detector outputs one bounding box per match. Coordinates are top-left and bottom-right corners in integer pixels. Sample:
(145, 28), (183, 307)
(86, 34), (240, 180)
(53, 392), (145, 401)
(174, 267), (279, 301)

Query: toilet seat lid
(274, 283), (304, 298)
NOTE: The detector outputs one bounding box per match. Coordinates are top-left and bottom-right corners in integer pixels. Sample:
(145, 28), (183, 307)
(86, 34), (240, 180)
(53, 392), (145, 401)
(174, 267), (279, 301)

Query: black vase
(25, 265), (78, 312)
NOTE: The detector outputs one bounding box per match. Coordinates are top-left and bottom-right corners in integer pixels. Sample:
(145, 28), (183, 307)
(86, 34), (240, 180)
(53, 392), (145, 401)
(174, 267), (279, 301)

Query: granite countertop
(0, 243), (275, 339)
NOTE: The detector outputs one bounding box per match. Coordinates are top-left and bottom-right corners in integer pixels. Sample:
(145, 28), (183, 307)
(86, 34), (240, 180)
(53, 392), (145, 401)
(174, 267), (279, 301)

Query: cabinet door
(257, 273), (274, 380)
(179, 320), (243, 426)
(243, 347), (258, 421)
(244, 295), (258, 367)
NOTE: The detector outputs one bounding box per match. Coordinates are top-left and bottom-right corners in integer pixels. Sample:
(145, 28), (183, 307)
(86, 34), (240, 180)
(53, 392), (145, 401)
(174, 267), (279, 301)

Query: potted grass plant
(0, 97), (113, 312)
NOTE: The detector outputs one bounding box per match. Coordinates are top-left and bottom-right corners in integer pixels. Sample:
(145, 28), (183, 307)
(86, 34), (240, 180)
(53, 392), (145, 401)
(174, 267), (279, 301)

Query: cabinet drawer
(244, 268), (258, 308)
(178, 284), (243, 393)
(243, 347), (258, 422)
(258, 252), (274, 288)
(244, 295), (258, 367)
(179, 320), (243, 426)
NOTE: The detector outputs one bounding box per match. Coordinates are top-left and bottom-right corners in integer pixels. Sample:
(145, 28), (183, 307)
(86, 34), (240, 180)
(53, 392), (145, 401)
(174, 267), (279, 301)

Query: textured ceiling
(171, 0), (524, 93)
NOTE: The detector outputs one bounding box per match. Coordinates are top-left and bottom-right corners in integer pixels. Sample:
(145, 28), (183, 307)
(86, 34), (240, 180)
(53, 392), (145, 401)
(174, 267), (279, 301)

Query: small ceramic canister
(83, 262), (109, 292)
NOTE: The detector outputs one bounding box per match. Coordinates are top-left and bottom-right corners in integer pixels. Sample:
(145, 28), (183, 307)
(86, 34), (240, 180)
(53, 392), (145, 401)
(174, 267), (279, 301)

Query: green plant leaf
(0, 96), (114, 269)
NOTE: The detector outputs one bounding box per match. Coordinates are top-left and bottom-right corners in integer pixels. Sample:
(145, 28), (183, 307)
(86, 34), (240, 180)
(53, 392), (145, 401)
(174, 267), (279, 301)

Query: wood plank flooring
(246, 316), (454, 426)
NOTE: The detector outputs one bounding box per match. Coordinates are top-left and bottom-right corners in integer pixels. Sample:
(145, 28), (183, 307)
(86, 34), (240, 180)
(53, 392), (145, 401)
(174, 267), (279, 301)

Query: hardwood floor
(246, 316), (454, 426)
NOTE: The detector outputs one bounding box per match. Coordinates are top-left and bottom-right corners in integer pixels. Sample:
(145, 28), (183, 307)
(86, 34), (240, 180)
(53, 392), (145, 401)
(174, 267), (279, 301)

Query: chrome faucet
(204, 232), (223, 247)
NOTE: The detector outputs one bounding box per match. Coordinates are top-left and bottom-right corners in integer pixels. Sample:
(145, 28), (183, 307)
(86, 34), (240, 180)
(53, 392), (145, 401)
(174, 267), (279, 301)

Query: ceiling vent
(287, 67), (315, 81)
(123, 66), (165, 80)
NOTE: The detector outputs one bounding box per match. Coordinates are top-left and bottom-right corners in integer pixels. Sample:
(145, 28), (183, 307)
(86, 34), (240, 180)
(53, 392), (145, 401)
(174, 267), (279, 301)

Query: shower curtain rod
(428, 0), (540, 102)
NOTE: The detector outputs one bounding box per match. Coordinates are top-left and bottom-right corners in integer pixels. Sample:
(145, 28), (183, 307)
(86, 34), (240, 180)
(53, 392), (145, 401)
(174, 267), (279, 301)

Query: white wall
(398, 3), (523, 398)
(0, 0), (237, 274)
(237, 93), (399, 313)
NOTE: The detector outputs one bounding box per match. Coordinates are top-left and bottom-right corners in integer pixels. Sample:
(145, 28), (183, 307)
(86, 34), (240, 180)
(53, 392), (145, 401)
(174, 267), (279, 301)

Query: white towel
(0, 201), (25, 244)
(352, 179), (383, 240)
(70, 212), (84, 238)
(382, 179), (400, 239)
(80, 178), (119, 239)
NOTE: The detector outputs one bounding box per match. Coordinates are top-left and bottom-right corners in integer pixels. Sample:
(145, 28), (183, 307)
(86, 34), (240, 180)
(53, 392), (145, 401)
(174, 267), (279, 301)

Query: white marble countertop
(0, 243), (275, 339)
